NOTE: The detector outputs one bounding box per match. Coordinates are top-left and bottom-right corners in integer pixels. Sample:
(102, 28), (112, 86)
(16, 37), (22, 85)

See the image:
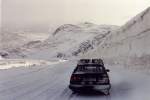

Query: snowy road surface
(0, 60), (150, 100)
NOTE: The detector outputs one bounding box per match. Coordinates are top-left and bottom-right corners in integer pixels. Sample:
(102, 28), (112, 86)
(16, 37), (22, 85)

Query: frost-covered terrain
(0, 60), (150, 100)
(1, 22), (118, 59)
(0, 59), (63, 69)
(0, 30), (49, 58)
(85, 7), (150, 71)
(21, 22), (118, 59)
(1, 6), (150, 100)
(1, 31), (49, 50)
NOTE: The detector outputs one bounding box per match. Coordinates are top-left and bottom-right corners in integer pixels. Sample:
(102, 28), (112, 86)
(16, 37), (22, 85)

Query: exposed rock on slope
(47, 23), (118, 58)
(1, 22), (118, 59)
(23, 23), (119, 59)
(53, 24), (82, 36)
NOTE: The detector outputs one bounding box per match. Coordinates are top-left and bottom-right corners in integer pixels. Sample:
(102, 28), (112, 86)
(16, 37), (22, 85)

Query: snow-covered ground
(84, 7), (150, 71)
(0, 60), (150, 100)
(0, 59), (64, 69)
(1, 6), (150, 100)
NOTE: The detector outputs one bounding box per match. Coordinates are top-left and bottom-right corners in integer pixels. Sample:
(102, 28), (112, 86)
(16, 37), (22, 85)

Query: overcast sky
(2, 0), (150, 29)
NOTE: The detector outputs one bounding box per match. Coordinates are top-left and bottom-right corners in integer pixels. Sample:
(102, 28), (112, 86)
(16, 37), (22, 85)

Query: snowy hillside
(85, 7), (150, 70)
(0, 30), (49, 58)
(1, 31), (49, 49)
(21, 22), (118, 59)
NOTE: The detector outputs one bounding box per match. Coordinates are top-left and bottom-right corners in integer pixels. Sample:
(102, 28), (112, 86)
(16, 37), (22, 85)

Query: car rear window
(77, 64), (105, 73)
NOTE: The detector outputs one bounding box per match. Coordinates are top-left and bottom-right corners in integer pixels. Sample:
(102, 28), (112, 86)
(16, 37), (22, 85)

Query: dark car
(69, 59), (111, 95)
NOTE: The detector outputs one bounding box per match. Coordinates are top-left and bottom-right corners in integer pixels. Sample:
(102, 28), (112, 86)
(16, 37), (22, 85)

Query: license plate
(84, 78), (96, 81)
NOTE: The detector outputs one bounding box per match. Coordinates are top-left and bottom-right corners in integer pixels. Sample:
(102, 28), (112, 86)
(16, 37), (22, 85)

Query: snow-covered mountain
(0, 30), (49, 58)
(85, 7), (150, 70)
(15, 22), (118, 59)
(1, 22), (119, 59)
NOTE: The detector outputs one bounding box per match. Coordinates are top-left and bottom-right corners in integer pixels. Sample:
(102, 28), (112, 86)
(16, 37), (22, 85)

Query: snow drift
(85, 7), (150, 70)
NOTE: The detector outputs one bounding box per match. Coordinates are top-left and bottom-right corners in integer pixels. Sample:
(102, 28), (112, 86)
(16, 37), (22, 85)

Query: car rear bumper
(69, 84), (111, 90)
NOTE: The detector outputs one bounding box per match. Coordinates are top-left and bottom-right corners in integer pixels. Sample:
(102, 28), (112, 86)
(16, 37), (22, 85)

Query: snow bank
(0, 59), (66, 69)
(84, 7), (150, 71)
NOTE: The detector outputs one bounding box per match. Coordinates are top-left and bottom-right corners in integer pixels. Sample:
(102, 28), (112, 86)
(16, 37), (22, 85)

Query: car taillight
(71, 76), (81, 81)
(97, 75), (109, 83)
(103, 74), (108, 82)
(103, 78), (109, 83)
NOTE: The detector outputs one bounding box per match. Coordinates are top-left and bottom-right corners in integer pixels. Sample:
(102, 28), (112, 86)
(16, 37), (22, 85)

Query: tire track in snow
(0, 67), (50, 92)
(9, 63), (73, 100)
(0, 60), (61, 84)
(0, 62), (64, 92)
(0, 67), (47, 85)
(21, 77), (68, 100)
(54, 87), (76, 100)
(0, 65), (61, 96)
(105, 94), (112, 100)
(68, 92), (77, 100)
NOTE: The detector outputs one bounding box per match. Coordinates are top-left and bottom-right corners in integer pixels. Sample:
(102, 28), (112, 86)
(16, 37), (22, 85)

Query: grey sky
(0, 0), (1, 28)
(2, 0), (150, 29)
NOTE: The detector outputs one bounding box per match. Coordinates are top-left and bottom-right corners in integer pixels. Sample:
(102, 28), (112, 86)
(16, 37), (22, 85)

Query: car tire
(103, 89), (110, 95)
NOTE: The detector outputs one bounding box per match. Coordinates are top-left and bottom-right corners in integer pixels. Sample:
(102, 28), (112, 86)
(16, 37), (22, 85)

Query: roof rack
(77, 59), (104, 66)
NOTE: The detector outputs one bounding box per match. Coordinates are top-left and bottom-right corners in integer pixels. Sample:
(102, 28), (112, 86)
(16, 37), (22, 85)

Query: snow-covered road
(0, 61), (150, 100)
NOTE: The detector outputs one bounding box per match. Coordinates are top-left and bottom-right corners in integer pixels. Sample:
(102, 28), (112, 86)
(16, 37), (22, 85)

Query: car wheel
(103, 89), (110, 95)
